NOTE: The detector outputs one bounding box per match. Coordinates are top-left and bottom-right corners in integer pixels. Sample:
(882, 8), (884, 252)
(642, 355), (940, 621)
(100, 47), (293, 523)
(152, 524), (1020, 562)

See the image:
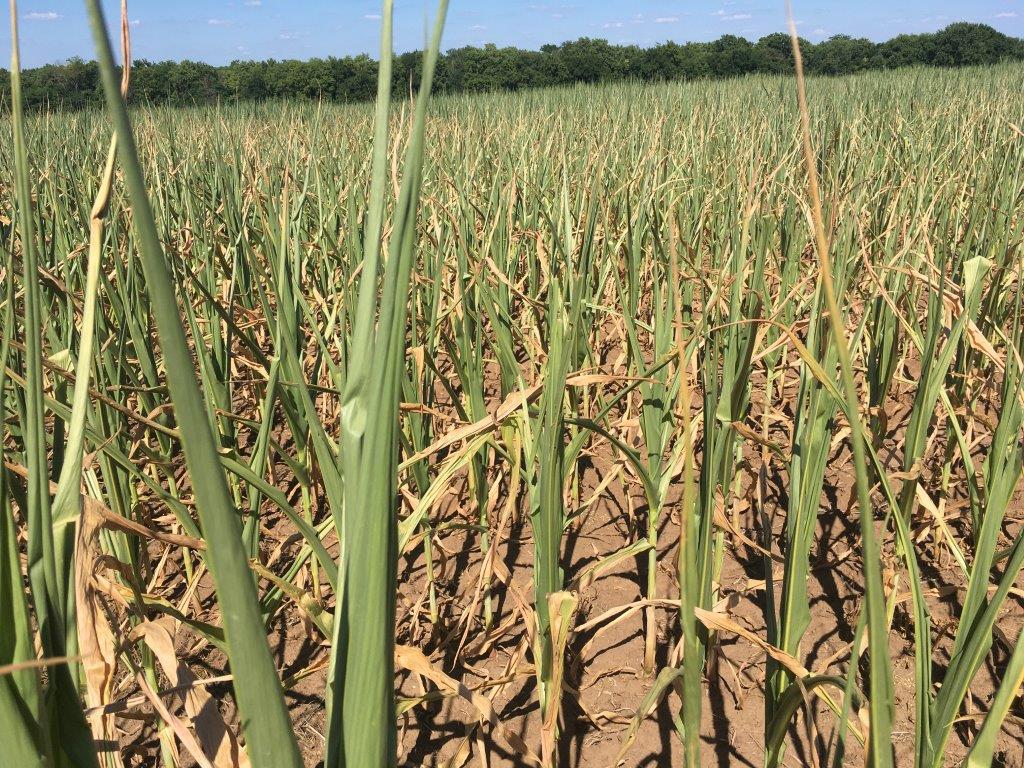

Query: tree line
(4, 22), (1021, 110)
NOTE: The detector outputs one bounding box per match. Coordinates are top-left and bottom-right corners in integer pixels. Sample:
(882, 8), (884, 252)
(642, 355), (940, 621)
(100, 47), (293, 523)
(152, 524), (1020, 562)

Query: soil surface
(114, 363), (1024, 768)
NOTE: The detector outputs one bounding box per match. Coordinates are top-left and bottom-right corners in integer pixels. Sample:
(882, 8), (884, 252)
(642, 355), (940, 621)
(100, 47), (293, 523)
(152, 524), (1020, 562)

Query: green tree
(4, 23), (1024, 112)
(812, 35), (881, 75)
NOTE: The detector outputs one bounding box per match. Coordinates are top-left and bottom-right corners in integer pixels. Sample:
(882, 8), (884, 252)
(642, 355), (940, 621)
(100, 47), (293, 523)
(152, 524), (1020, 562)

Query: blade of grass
(788, 10), (894, 765)
(82, 2), (302, 765)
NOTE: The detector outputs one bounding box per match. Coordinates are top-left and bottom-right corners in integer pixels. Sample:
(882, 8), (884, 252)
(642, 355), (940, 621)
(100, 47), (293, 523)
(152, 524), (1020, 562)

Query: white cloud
(207, 18), (232, 26)
(244, 0), (262, 5)
(24, 11), (60, 20)
(994, 12), (1017, 18)
(529, 3), (577, 20)
(603, 21), (623, 28)
(655, 17), (679, 24)
(129, 18), (141, 26)
(470, 24), (487, 31)
(812, 27), (826, 34)
(715, 12), (752, 21)
(363, 13), (382, 20)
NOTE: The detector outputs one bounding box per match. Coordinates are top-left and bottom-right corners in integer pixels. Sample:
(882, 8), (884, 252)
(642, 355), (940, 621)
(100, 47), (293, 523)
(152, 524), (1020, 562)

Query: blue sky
(4, 0), (1022, 68)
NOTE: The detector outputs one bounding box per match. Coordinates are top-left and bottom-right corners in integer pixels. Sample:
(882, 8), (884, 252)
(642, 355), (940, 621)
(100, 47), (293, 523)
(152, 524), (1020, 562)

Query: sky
(3, 0), (1022, 69)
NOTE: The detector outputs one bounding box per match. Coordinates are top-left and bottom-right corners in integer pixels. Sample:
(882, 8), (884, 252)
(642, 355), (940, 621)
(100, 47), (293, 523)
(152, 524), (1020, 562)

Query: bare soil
(115, 363), (1024, 768)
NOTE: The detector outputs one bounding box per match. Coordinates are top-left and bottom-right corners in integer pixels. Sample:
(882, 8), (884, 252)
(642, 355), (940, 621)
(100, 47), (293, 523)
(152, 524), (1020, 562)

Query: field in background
(4, 59), (1024, 766)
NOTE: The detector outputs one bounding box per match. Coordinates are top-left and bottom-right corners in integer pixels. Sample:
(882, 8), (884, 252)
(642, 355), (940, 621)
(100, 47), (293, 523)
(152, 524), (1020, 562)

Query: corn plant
(326, 2), (449, 765)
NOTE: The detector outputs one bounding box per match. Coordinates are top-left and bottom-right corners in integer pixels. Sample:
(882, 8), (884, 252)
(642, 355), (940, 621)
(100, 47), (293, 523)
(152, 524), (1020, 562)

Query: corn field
(3, 2), (1024, 766)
